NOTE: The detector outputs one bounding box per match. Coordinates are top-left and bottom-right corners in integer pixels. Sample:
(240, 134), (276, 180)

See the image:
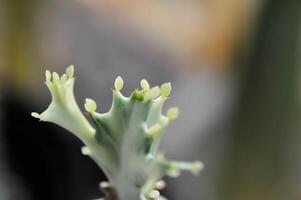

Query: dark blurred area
(0, 0), (301, 200)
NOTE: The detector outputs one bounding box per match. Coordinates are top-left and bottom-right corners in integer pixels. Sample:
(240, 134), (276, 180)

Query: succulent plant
(31, 65), (203, 200)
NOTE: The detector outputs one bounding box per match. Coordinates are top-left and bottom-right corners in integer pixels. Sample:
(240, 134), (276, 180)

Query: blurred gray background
(1, 0), (301, 200)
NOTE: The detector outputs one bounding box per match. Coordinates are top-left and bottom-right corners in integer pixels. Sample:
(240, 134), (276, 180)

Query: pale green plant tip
(85, 98), (97, 113)
(114, 76), (124, 91)
(33, 66), (96, 142)
(140, 79), (150, 91)
(154, 180), (166, 190)
(81, 146), (91, 155)
(147, 124), (161, 137)
(192, 161), (204, 175)
(45, 70), (51, 82)
(148, 190), (160, 199)
(31, 112), (40, 119)
(52, 72), (60, 83)
(160, 82), (171, 97)
(60, 74), (68, 83)
(149, 86), (160, 99)
(166, 107), (179, 120)
(66, 65), (75, 78)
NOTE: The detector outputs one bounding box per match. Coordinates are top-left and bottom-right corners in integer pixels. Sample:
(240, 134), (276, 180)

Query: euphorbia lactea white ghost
(32, 65), (203, 200)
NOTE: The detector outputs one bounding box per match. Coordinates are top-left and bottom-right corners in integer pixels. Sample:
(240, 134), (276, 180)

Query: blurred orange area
(78, 0), (262, 70)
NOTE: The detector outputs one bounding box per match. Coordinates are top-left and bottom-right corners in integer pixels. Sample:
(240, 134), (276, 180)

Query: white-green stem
(32, 66), (203, 200)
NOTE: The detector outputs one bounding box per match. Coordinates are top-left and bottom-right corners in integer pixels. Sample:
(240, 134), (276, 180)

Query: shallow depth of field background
(0, 1), (301, 200)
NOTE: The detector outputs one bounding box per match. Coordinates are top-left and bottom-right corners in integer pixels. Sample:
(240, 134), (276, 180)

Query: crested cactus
(31, 65), (203, 200)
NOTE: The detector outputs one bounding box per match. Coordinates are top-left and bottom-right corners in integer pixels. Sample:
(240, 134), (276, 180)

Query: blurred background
(1, 0), (301, 200)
